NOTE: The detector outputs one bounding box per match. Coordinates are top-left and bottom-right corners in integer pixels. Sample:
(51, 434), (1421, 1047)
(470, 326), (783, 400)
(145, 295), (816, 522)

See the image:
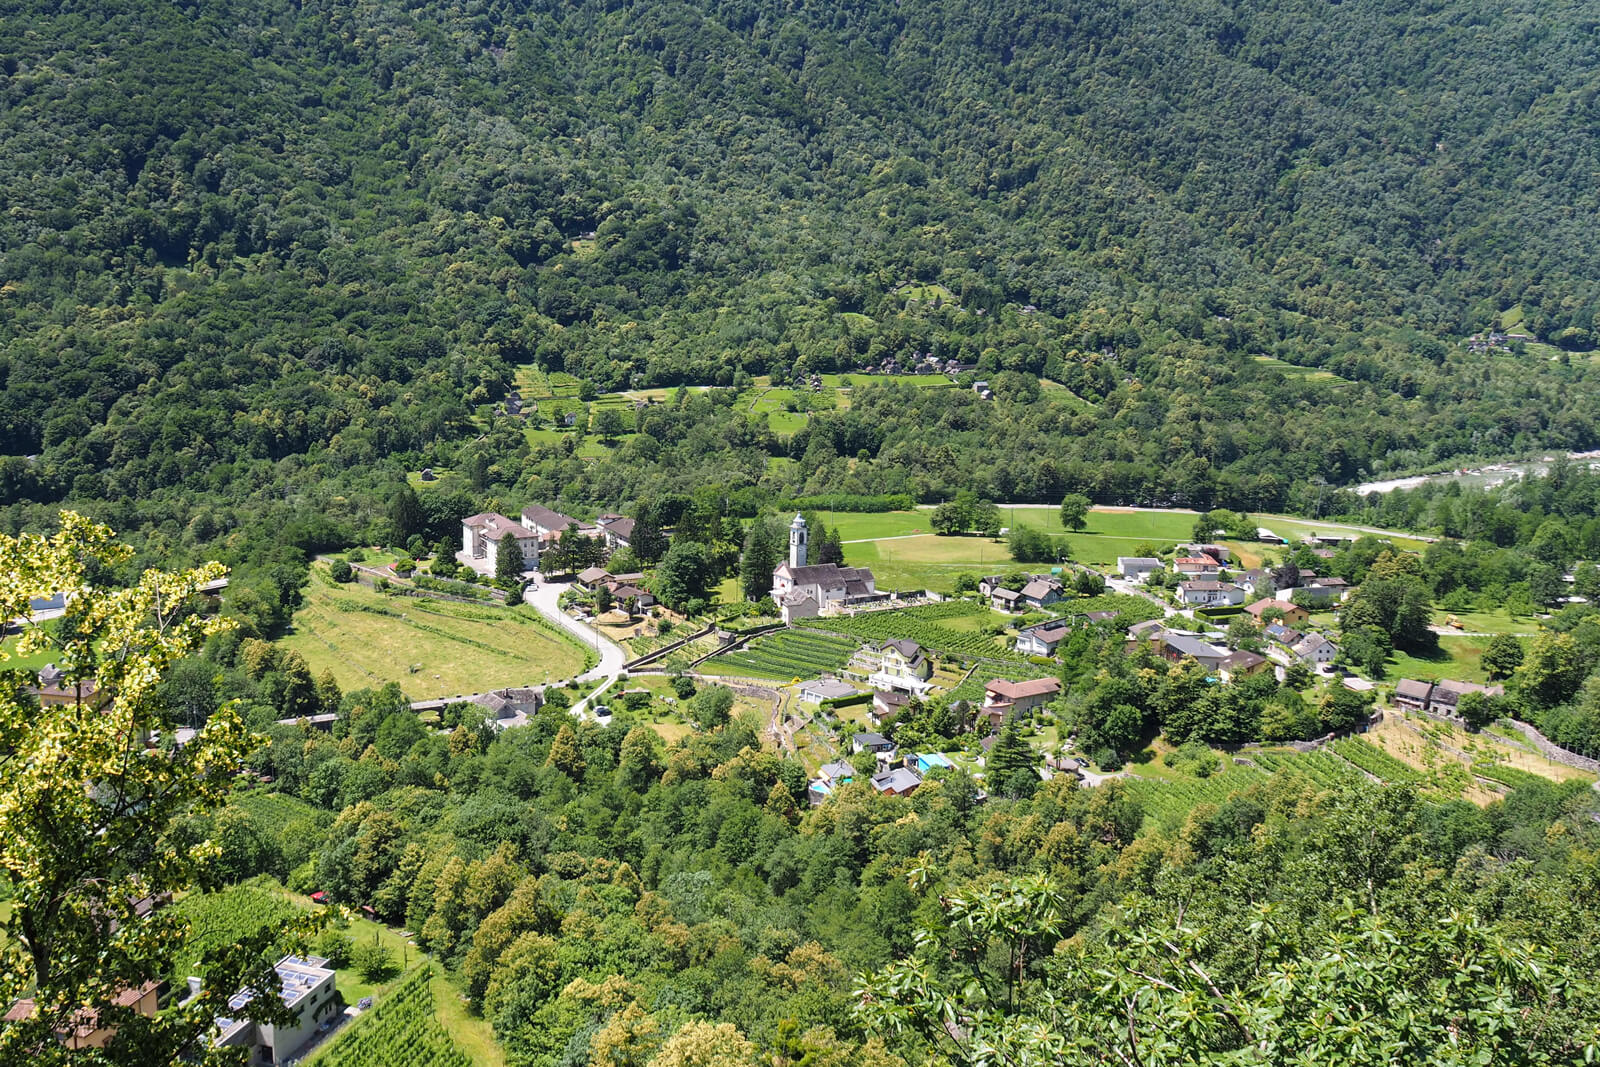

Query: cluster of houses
(459, 504), (637, 577)
(802, 651), (1069, 804)
(575, 566), (655, 611)
(862, 354), (977, 378)
(1464, 330), (1532, 354)
(1117, 545), (1352, 609)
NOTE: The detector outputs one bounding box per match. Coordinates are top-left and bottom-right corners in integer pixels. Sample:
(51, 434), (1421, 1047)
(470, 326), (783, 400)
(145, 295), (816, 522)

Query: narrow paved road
(523, 575), (628, 716)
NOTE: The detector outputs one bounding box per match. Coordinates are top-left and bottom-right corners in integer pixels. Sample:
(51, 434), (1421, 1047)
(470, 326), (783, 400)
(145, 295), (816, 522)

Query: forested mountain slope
(3, 0), (1599, 528)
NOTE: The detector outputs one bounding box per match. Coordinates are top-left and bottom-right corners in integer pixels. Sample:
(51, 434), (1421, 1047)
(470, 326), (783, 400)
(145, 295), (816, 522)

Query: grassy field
(1247, 513), (1432, 551)
(1432, 608), (1540, 636)
(821, 506), (1211, 590)
(280, 566), (589, 697)
(1386, 634), (1494, 684)
(1251, 354), (1348, 383)
(432, 969), (505, 1067)
(0, 633), (56, 671)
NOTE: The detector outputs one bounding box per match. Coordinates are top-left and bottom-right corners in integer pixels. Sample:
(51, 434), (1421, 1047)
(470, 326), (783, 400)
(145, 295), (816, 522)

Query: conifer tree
(986, 718), (1038, 799)
(740, 517), (778, 602)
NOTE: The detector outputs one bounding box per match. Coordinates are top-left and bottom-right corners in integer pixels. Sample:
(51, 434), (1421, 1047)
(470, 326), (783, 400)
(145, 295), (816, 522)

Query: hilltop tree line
(4, 0), (1600, 574)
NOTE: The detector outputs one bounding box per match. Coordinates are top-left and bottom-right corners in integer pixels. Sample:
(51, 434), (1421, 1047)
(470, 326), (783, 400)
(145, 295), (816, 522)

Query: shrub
(346, 547), (368, 562)
(352, 939), (397, 982)
(329, 560), (354, 583)
(316, 929), (354, 967)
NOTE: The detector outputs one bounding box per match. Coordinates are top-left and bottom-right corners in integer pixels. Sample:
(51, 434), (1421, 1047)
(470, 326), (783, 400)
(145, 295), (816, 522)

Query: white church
(771, 514), (886, 622)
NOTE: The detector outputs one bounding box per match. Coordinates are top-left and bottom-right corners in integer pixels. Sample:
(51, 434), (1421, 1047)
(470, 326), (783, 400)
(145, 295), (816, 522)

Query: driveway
(523, 576), (627, 716)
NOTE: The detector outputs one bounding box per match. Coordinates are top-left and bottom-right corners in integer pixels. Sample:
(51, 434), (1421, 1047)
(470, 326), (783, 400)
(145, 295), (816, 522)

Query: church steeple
(788, 513), (808, 569)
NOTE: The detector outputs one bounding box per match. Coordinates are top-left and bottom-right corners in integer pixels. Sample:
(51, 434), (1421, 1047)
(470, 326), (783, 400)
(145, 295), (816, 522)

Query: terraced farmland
(700, 630), (860, 681)
(797, 603), (1020, 662)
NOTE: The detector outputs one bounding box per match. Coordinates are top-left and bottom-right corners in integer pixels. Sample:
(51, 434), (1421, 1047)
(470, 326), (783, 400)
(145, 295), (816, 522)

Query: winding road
(523, 575), (628, 716)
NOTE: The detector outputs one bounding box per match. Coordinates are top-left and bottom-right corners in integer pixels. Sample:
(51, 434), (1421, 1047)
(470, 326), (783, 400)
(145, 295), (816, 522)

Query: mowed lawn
(1386, 634), (1496, 684)
(280, 568), (588, 698)
(1431, 608), (1541, 636)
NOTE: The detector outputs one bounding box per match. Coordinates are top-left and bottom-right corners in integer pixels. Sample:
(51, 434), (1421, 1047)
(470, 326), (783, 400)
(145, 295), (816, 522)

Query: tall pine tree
(986, 718), (1038, 800)
(740, 517), (778, 601)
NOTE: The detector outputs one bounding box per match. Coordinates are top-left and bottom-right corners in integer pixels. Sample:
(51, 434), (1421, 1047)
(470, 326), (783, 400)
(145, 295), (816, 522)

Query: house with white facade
(851, 638), (934, 694)
(211, 956), (340, 1066)
(1117, 557), (1163, 581)
(460, 513), (538, 575)
(1015, 621), (1070, 657)
(799, 679), (858, 705)
(1178, 580), (1245, 607)
(520, 503), (592, 544)
(1292, 632), (1338, 666)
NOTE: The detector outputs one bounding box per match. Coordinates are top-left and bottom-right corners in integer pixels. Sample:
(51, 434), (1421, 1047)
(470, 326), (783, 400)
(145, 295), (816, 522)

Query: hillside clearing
(280, 566), (588, 697)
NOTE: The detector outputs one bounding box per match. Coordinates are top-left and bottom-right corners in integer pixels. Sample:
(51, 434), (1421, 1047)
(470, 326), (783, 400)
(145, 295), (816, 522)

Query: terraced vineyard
(797, 605), (1021, 663)
(1127, 748), (1372, 823)
(1247, 749), (1367, 787)
(1329, 738), (1427, 784)
(1471, 763), (1555, 792)
(1122, 766), (1272, 822)
(169, 886), (301, 981)
(701, 630), (859, 680)
(230, 789), (332, 827)
(313, 966), (469, 1067)
(1055, 592), (1165, 625)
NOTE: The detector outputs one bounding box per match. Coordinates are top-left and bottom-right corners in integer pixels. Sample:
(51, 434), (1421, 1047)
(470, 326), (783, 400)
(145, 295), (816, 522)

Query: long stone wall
(1504, 719), (1600, 774)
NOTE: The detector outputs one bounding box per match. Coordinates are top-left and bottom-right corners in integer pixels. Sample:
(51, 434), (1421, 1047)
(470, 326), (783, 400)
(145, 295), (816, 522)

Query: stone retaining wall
(1504, 719), (1600, 774)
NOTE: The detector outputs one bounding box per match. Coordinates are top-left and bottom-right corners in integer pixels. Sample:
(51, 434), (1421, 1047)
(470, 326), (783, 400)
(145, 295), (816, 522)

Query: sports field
(280, 566), (589, 697)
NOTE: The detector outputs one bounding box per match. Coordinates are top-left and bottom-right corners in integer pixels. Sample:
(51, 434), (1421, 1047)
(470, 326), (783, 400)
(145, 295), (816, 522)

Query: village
(299, 496), (1585, 815)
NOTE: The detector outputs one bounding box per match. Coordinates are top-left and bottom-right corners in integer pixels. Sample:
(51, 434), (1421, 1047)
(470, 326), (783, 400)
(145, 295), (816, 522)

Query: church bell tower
(788, 513), (808, 568)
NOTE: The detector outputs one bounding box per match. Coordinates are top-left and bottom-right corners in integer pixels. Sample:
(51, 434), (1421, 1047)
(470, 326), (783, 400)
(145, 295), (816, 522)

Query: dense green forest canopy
(4, 0), (1600, 559)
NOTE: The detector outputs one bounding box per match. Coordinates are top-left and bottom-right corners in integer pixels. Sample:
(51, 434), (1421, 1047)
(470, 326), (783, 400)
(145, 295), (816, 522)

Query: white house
(595, 514), (636, 550)
(771, 515), (881, 611)
(1019, 578), (1064, 609)
(1292, 632), (1338, 666)
(799, 679), (858, 705)
(870, 689), (910, 726)
(460, 513), (538, 575)
(211, 956), (340, 1066)
(1117, 557), (1162, 581)
(1015, 622), (1069, 657)
(520, 503), (591, 544)
(1177, 580), (1245, 607)
(853, 639), (934, 694)
(1174, 556), (1222, 577)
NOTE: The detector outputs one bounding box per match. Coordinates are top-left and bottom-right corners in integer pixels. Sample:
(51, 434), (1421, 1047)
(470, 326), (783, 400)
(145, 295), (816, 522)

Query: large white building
(460, 512), (539, 575)
(212, 955), (340, 1066)
(771, 514), (882, 619)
